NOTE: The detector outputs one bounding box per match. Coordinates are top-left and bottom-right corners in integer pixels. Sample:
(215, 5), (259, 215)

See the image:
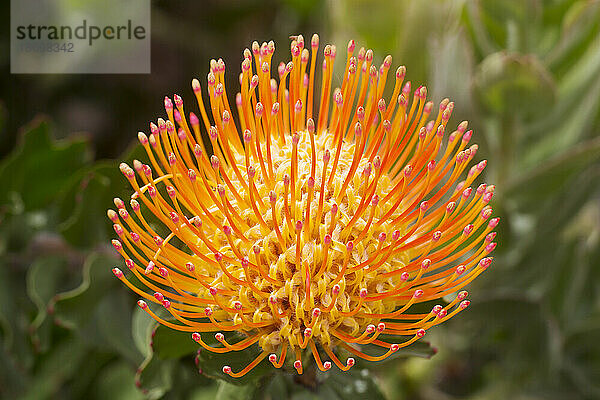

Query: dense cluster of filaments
(109, 34), (498, 377)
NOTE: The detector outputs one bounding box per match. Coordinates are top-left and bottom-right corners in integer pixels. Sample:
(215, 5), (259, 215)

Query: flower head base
(109, 34), (498, 377)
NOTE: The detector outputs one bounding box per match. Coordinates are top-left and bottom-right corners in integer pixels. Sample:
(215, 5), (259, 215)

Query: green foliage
(1, 1), (599, 398)
(0, 121), (143, 399)
(0, 121), (91, 211)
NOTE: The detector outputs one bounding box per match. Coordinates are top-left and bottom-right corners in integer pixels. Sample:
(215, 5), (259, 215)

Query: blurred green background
(1, 0), (599, 399)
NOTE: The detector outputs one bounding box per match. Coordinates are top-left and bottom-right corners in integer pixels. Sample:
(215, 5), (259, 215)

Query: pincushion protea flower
(109, 34), (498, 377)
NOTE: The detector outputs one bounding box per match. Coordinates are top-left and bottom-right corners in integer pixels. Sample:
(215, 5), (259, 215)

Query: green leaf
(0, 120), (91, 210)
(67, 350), (114, 399)
(20, 338), (88, 400)
(92, 291), (144, 364)
(26, 255), (70, 353)
(261, 373), (289, 400)
(55, 140), (146, 248)
(152, 324), (199, 360)
(546, 0), (600, 73)
(52, 252), (142, 364)
(451, 297), (558, 381)
(0, 256), (35, 373)
(215, 381), (255, 400)
(189, 384), (219, 400)
(135, 350), (177, 400)
(57, 162), (124, 248)
(506, 136), (600, 209)
(91, 361), (145, 400)
(134, 319), (218, 399)
(473, 51), (556, 119)
(52, 252), (117, 329)
(522, 31), (600, 167)
(325, 368), (386, 400)
(132, 306), (156, 358)
(269, 367), (387, 400)
(562, 320), (600, 398)
(0, 344), (28, 398)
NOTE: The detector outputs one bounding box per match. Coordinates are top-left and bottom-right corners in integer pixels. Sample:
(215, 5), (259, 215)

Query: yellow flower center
(195, 129), (409, 352)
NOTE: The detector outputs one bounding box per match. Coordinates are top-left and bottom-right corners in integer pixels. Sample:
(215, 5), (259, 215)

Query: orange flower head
(109, 34), (498, 377)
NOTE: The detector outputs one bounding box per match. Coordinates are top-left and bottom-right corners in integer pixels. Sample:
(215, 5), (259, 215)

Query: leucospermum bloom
(109, 34), (498, 377)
